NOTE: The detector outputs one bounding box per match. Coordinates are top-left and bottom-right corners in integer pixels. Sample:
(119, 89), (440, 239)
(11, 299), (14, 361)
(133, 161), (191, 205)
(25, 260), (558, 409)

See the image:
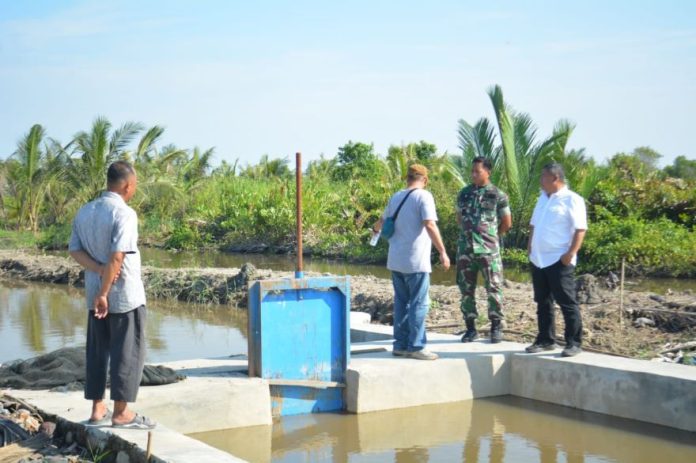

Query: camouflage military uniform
(456, 183), (510, 321)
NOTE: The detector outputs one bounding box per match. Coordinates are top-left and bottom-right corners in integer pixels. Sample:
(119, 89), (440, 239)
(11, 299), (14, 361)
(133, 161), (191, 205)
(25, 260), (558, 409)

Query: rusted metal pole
(295, 152), (303, 278)
(619, 257), (625, 328)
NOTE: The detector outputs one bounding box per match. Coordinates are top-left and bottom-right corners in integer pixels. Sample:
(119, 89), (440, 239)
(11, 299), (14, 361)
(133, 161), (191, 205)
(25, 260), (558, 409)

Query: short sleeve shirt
(529, 186), (588, 268)
(383, 188), (438, 274)
(457, 183), (510, 255)
(69, 191), (146, 313)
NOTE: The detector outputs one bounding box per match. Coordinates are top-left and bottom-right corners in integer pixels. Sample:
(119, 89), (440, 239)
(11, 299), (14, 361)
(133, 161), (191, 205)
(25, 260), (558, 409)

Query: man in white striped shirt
(526, 163), (588, 357)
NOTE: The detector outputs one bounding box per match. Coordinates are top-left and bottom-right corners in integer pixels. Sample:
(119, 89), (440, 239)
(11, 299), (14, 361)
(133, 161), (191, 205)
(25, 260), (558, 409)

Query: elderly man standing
(526, 163), (588, 357)
(456, 157), (512, 343)
(69, 161), (156, 429)
(372, 164), (450, 360)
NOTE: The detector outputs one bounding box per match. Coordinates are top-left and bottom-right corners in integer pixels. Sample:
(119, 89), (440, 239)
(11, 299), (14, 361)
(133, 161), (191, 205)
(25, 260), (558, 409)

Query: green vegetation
(0, 229), (38, 249)
(1, 86), (695, 277)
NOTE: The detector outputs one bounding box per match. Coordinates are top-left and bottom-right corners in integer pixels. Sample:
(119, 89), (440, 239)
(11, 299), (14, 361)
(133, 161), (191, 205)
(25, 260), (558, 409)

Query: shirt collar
(101, 191), (126, 204)
(543, 185), (569, 198)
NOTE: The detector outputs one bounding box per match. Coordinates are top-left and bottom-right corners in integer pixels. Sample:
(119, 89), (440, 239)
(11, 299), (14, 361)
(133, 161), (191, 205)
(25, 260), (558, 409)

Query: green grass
(0, 229), (39, 249)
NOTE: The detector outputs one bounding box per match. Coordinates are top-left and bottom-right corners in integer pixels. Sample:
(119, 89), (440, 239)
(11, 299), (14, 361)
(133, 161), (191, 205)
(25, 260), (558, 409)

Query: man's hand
(440, 251), (451, 270)
(94, 295), (109, 319)
(560, 251), (575, 266)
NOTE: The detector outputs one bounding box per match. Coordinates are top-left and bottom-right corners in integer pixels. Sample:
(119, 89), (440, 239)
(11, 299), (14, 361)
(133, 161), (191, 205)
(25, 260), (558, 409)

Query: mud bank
(1, 250), (694, 360)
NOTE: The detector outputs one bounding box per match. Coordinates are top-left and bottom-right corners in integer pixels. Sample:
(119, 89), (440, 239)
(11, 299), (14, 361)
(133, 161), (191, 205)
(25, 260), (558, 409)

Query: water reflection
(0, 281), (248, 364)
(191, 396), (696, 463)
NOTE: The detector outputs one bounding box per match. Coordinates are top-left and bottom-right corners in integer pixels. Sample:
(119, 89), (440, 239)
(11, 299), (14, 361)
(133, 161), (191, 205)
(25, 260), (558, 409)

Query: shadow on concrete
(175, 365), (249, 378)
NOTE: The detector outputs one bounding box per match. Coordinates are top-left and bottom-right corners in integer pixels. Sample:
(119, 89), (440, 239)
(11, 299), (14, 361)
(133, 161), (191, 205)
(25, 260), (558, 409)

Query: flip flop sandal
(85, 409), (112, 426)
(112, 413), (157, 430)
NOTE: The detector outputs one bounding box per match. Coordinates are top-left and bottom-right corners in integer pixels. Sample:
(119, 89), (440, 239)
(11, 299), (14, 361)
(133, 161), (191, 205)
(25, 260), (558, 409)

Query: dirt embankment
(1, 250), (694, 361)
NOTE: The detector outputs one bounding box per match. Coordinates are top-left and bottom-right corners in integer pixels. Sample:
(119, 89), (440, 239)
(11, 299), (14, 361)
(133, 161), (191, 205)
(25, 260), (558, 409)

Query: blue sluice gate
(248, 276), (351, 416)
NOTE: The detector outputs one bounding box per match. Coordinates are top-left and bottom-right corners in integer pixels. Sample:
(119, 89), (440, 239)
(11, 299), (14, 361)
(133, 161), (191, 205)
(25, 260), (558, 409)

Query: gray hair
(542, 162), (565, 183)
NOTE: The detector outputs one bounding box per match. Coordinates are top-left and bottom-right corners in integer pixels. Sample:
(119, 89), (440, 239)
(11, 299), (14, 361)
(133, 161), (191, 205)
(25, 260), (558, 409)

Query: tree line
(2, 86), (695, 276)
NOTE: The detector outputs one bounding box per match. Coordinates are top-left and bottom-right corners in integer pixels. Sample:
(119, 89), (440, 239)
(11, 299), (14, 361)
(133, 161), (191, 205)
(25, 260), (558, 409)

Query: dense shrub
(37, 223), (72, 250)
(581, 211), (696, 277)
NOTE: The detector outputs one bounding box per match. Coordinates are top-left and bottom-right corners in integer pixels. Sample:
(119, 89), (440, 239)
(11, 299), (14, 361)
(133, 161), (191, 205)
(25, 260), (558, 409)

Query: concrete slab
(346, 323), (696, 432)
(510, 351), (696, 432)
(142, 357), (272, 433)
(5, 388), (246, 462)
(6, 357), (271, 462)
(345, 336), (516, 413)
(7, 356), (272, 434)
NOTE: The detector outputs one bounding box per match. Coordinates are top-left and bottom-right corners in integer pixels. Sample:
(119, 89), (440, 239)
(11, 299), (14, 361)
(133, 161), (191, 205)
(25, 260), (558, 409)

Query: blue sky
(1, 1), (695, 167)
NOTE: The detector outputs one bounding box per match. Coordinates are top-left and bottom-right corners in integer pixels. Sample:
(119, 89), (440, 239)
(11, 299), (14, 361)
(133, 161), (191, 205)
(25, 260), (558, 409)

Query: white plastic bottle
(369, 230), (380, 246)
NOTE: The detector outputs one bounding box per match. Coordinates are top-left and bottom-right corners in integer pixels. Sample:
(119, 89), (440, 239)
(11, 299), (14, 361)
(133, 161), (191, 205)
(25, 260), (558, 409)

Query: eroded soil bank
(1, 250), (694, 361)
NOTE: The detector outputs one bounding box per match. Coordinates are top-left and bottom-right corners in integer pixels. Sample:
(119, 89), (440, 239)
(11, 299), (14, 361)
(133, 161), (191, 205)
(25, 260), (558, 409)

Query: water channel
(190, 396), (696, 463)
(0, 280), (247, 364)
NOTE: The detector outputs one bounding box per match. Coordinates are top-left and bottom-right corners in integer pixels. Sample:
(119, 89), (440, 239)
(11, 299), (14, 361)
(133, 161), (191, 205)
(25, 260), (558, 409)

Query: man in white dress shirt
(526, 163), (588, 357)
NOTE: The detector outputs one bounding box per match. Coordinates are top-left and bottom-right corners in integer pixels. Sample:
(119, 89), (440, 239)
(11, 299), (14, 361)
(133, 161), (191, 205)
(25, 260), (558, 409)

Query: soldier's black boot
(461, 319), (478, 343)
(490, 318), (503, 344)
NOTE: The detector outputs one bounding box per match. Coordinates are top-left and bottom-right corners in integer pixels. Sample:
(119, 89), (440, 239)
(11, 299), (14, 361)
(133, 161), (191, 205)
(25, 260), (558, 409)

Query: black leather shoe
(561, 345), (583, 357)
(525, 342), (558, 353)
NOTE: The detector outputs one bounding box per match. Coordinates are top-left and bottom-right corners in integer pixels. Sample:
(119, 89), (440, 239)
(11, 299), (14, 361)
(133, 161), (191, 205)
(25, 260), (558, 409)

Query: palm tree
(456, 85), (577, 246)
(240, 155), (291, 179)
(132, 144), (189, 220)
(41, 138), (73, 226)
(181, 147), (215, 189)
(70, 117), (143, 202)
(9, 124), (49, 231)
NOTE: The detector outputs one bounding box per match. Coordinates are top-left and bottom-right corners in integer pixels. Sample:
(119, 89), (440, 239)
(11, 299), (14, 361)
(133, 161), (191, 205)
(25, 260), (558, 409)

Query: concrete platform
(346, 330), (696, 432)
(511, 350), (696, 432)
(6, 388), (245, 463)
(6, 322), (696, 462)
(6, 357), (270, 462)
(346, 338), (513, 413)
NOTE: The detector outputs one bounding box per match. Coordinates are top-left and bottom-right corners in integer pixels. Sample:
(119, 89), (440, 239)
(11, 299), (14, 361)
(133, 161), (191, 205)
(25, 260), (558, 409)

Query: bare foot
(89, 401), (108, 422)
(111, 410), (137, 426)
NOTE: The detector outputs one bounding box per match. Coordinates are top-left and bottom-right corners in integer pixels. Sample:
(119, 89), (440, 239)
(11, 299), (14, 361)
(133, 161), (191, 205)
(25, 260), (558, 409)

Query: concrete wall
(510, 352), (696, 432)
(346, 350), (511, 413)
(345, 324), (696, 433)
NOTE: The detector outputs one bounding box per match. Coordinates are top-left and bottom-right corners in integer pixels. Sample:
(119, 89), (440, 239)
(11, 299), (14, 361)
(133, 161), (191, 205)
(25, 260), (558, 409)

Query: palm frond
(488, 84), (520, 200)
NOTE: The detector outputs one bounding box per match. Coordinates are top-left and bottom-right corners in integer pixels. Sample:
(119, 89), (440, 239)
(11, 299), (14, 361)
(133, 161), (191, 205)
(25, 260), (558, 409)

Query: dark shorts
(85, 305), (146, 402)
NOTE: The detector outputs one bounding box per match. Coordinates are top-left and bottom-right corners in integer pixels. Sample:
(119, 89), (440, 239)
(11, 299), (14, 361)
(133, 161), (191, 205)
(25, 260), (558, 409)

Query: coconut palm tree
(69, 117), (143, 202)
(455, 85), (577, 246)
(41, 138), (73, 226)
(8, 124), (49, 231)
(182, 146), (215, 189)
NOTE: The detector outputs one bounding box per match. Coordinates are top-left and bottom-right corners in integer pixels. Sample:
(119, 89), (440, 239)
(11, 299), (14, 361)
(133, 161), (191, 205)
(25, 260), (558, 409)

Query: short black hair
(107, 161), (136, 186)
(542, 162), (566, 182)
(472, 156), (492, 172)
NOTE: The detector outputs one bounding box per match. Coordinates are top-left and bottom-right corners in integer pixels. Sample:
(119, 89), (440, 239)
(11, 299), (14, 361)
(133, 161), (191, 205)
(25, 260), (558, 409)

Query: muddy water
(0, 280), (247, 364)
(190, 396), (696, 463)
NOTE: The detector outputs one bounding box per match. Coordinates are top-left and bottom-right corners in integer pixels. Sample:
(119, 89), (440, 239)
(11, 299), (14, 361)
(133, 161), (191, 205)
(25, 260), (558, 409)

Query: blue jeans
(391, 271), (430, 352)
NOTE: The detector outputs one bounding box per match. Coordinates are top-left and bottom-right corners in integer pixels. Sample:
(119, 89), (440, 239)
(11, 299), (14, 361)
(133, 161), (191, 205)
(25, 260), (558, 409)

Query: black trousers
(531, 261), (583, 347)
(85, 305), (146, 403)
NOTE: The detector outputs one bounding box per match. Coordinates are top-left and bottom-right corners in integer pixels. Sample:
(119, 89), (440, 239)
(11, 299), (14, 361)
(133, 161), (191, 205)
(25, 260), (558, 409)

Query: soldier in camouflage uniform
(456, 157), (512, 343)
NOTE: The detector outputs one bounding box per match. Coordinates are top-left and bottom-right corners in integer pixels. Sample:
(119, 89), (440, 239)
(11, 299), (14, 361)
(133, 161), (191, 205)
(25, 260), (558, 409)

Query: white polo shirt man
(530, 186), (587, 268)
